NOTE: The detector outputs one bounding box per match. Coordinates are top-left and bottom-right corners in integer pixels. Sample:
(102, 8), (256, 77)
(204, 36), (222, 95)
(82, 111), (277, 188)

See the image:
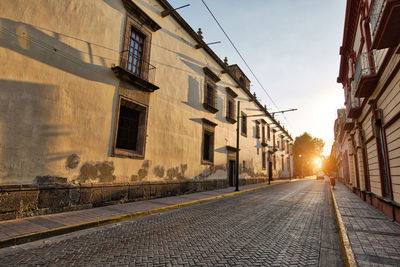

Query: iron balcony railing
(370, 0), (386, 38)
(120, 50), (156, 84)
(354, 49), (387, 90)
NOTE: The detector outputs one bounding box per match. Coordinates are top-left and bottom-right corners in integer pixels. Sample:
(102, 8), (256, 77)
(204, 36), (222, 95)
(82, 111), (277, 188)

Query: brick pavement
(0, 181), (287, 243)
(0, 180), (343, 266)
(333, 182), (400, 267)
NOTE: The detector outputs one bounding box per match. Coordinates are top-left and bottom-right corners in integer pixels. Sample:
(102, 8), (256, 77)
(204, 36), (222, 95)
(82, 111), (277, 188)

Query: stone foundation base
(350, 187), (400, 223)
(0, 178), (267, 221)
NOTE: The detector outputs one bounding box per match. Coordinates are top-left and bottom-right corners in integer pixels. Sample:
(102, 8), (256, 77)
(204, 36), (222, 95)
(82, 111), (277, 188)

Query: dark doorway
(228, 160), (235, 186)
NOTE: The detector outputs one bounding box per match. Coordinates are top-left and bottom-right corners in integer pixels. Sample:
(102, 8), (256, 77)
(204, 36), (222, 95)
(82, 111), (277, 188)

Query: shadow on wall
(182, 76), (230, 124)
(182, 75), (203, 112)
(0, 80), (76, 185)
(0, 18), (117, 86)
(103, 0), (125, 13)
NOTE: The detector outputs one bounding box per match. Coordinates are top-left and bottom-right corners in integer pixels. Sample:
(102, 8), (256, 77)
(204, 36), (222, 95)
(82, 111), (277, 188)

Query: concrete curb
(0, 179), (300, 249)
(330, 183), (357, 267)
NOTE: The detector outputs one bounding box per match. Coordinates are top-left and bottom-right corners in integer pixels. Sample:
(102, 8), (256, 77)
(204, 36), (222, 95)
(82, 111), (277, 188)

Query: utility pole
(235, 101), (240, 191)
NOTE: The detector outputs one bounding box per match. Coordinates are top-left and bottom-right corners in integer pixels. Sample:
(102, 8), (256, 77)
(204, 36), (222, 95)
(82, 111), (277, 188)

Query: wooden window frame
(260, 120), (267, 146)
(202, 119), (217, 165)
(203, 77), (218, 113)
(225, 87), (237, 123)
(241, 112), (247, 137)
(203, 67), (220, 114)
(373, 108), (393, 199)
(255, 121), (260, 139)
(262, 151), (266, 170)
(226, 96), (236, 123)
(112, 96), (148, 159)
(273, 130), (276, 150)
(121, 16), (152, 81)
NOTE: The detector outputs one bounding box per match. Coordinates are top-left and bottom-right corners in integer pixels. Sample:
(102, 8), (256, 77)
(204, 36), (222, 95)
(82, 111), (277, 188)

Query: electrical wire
(200, 0), (294, 133)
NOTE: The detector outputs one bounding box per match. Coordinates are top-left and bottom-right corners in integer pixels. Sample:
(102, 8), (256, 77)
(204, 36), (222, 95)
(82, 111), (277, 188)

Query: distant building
(0, 0), (293, 220)
(336, 0), (400, 222)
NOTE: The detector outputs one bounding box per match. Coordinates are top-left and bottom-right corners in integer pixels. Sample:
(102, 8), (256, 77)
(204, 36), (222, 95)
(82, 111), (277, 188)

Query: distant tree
(322, 153), (337, 177)
(293, 132), (325, 177)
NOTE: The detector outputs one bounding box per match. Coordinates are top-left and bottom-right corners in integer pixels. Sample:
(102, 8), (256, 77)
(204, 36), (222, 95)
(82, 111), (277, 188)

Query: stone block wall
(0, 178), (267, 221)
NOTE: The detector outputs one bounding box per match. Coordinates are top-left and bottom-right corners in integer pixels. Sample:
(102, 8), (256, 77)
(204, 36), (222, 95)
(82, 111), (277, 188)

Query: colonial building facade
(0, 0), (293, 220)
(335, 0), (400, 222)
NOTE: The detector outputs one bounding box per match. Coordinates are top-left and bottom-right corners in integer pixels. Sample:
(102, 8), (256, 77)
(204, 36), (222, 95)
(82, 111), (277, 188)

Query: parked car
(316, 173), (324, 180)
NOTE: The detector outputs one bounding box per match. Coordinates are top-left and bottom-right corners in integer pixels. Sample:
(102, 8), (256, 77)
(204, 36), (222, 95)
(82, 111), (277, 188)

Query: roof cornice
(337, 0), (360, 84)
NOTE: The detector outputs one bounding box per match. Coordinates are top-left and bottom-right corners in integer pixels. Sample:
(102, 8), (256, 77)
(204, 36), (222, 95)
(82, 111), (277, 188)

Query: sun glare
(314, 158), (322, 169)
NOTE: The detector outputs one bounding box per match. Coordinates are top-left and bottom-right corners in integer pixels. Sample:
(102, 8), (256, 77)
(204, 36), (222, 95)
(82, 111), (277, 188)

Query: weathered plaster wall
(0, 0), (125, 184)
(0, 0), (292, 186)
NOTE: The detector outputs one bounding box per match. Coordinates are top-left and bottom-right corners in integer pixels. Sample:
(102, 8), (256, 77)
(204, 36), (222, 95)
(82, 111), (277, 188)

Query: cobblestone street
(0, 180), (343, 266)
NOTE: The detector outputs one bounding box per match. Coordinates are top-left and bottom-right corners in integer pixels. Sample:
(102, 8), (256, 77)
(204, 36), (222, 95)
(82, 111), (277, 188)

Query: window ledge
(112, 148), (145, 159)
(201, 160), (214, 165)
(226, 117), (237, 124)
(203, 103), (218, 113)
(111, 65), (159, 92)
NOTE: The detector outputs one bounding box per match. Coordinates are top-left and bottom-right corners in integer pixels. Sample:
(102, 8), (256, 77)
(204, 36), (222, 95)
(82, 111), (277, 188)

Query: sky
(168, 0), (346, 155)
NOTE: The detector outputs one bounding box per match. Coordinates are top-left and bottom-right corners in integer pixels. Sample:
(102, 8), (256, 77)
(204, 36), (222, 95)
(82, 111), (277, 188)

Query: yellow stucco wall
(0, 0), (293, 185)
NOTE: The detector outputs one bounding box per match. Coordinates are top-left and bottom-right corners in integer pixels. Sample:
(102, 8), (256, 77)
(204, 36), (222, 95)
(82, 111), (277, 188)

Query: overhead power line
(200, 0), (294, 131)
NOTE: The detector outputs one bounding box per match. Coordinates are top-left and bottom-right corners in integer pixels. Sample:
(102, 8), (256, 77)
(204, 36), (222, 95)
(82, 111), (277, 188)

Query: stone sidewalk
(0, 179), (293, 248)
(332, 182), (400, 267)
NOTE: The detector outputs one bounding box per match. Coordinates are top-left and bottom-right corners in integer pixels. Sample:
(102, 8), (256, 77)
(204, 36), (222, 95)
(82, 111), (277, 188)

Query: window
(282, 156), (285, 170)
(226, 96), (236, 122)
(203, 67), (220, 113)
(203, 79), (218, 113)
(206, 83), (215, 105)
(273, 130), (276, 150)
(262, 151), (266, 170)
(225, 87), (237, 123)
(373, 109), (391, 198)
(256, 121), (260, 138)
(273, 154), (276, 170)
(202, 119), (217, 164)
(241, 112), (247, 136)
(262, 124), (265, 141)
(267, 124), (271, 139)
(261, 121), (267, 146)
(121, 16), (152, 82)
(281, 136), (284, 150)
(113, 97), (148, 158)
(127, 28), (145, 76)
(203, 131), (214, 162)
(112, 7), (160, 92)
